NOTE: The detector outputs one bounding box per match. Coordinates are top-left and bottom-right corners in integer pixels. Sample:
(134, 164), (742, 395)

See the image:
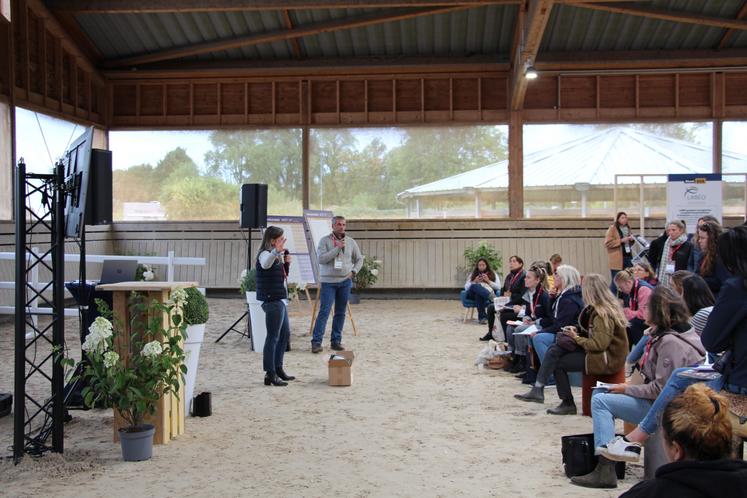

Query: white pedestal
(246, 291), (267, 353)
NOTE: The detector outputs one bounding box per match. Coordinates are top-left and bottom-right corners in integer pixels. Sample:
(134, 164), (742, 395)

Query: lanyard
(509, 270), (523, 289)
(640, 338), (653, 368)
(530, 289), (542, 315)
(669, 243), (683, 259)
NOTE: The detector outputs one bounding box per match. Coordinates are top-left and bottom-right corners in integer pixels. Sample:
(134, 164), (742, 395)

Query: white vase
(246, 291), (267, 353)
(184, 323), (206, 416)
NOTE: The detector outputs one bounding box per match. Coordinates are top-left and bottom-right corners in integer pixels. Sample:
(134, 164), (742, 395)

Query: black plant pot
(348, 293), (361, 305)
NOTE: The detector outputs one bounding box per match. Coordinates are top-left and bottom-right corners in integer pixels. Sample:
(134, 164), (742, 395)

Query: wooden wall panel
(725, 73), (747, 106)
(639, 74), (675, 108)
(599, 76), (635, 108)
(339, 81), (364, 112)
(140, 84), (163, 116)
(561, 76), (596, 109)
(678, 73), (710, 107)
(524, 77), (557, 110)
(452, 78), (477, 111)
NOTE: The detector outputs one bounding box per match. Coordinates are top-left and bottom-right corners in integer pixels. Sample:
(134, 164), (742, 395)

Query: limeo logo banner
(667, 174), (722, 234)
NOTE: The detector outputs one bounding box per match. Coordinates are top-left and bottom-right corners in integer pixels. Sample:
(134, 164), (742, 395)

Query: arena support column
(508, 110), (524, 219)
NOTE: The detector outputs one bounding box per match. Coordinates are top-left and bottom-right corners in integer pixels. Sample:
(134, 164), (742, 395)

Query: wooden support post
(302, 125), (309, 210)
(713, 119), (722, 174)
(508, 110), (524, 219)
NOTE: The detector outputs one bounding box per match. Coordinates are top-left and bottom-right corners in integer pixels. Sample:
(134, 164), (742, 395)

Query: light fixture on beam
(525, 66), (538, 80)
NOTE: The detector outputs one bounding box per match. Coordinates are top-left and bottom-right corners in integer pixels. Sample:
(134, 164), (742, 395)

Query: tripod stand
(216, 227), (253, 344)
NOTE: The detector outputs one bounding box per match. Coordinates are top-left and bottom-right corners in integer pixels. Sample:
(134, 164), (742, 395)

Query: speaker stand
(216, 228), (253, 344)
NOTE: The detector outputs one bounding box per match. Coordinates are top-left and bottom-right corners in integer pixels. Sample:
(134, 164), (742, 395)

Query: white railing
(0, 249), (206, 318)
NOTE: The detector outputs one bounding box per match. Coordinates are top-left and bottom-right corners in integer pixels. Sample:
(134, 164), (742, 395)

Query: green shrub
(183, 287), (209, 325)
(463, 241), (503, 277)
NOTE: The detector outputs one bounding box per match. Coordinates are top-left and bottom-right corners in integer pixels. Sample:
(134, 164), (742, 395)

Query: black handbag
(713, 350), (733, 376)
(561, 433), (626, 479)
(557, 332), (579, 352)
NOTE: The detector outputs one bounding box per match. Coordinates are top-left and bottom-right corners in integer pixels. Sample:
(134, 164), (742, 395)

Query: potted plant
(75, 290), (188, 461)
(136, 263), (156, 281)
(351, 256), (382, 304)
(182, 287), (209, 417)
(239, 268), (266, 353)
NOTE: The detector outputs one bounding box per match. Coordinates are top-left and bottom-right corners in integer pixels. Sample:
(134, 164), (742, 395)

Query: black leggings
(537, 344), (586, 403)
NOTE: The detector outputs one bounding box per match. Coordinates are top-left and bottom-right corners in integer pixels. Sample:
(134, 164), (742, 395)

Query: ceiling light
(525, 66), (538, 80)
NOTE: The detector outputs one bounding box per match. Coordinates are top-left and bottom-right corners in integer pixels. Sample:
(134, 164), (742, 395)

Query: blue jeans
(638, 367), (724, 435)
(261, 301), (290, 374)
(532, 332), (556, 364)
(312, 278), (352, 346)
(591, 392), (652, 449)
(465, 284), (492, 320)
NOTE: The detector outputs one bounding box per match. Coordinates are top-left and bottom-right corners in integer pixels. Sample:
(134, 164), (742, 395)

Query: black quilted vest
(255, 252), (287, 302)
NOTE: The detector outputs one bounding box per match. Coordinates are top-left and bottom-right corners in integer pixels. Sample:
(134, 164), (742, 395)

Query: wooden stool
(581, 369), (626, 417)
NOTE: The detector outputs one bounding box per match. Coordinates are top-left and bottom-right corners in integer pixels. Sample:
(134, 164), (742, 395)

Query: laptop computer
(99, 259), (139, 284)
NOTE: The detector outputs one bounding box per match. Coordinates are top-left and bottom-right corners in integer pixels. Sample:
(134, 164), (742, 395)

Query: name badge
(665, 263), (675, 274)
(334, 258), (343, 270)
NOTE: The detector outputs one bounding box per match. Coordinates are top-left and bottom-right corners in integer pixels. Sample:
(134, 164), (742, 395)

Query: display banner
(264, 216), (316, 285)
(666, 174), (722, 234)
(303, 210), (334, 282)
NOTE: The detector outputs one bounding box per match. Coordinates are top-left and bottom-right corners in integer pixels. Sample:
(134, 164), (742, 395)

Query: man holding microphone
(311, 215), (363, 353)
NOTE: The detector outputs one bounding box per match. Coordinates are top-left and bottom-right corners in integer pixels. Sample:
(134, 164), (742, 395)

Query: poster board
(264, 216), (316, 285)
(303, 210), (334, 284)
(666, 174), (723, 234)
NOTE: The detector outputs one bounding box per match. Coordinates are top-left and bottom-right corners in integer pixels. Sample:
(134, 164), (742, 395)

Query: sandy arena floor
(0, 298), (641, 497)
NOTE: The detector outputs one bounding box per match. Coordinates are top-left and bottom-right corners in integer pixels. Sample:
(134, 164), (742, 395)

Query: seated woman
(632, 261), (658, 287)
(514, 274), (629, 416)
(686, 215), (720, 274)
(602, 226), (747, 464)
(648, 220), (692, 288)
(614, 269), (654, 347)
(483, 255), (526, 340)
(693, 220), (731, 297)
(571, 286), (704, 489)
(464, 257), (501, 326)
(619, 384), (747, 498)
(530, 264), (585, 366)
(503, 265), (551, 373)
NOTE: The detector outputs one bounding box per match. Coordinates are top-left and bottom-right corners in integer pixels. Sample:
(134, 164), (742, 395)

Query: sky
(14, 106), (747, 175)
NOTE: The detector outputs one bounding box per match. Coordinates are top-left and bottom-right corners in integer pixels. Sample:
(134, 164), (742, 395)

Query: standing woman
(256, 226), (296, 387)
(694, 220), (730, 296)
(605, 212), (635, 294)
(650, 220), (692, 288)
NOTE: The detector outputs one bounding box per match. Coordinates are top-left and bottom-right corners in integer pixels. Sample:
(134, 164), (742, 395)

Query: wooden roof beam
(571, 2), (747, 31)
(510, 0), (554, 111)
(103, 5), (477, 68)
(717, 0), (747, 49)
(48, 0), (521, 14)
(282, 10), (304, 59)
(537, 48), (747, 71)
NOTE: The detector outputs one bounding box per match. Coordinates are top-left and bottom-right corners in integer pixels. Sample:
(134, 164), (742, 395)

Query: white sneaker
(598, 436), (642, 463)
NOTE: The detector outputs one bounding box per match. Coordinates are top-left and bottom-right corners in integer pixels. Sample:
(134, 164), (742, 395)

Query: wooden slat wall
(106, 218), (673, 290)
(106, 71), (747, 129)
(7, 0), (106, 127)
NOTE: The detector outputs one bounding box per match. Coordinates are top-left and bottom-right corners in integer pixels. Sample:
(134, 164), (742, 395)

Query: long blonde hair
(582, 274), (628, 331)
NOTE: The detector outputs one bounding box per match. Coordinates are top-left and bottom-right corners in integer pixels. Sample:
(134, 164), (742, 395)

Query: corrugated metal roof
(398, 127), (747, 198)
(75, 5), (517, 63)
(541, 0), (746, 52)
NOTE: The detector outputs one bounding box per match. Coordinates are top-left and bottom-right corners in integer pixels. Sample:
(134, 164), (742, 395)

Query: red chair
(581, 369), (626, 417)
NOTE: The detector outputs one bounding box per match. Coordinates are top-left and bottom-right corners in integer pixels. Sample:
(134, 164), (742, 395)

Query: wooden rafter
(281, 10), (304, 59)
(718, 0), (747, 49)
(571, 2), (747, 31)
(103, 5), (477, 68)
(48, 0), (521, 13)
(510, 0), (554, 111)
(537, 48), (747, 71)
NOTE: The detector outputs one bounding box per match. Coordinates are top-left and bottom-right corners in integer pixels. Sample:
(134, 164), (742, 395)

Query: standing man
(311, 216), (363, 353)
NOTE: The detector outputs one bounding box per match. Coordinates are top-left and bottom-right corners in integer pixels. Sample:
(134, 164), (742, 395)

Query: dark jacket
(501, 269), (527, 306)
(697, 258), (731, 297)
(648, 232), (692, 274)
(700, 276), (747, 392)
(574, 306), (629, 376)
(538, 285), (584, 334)
(255, 252), (288, 302)
(619, 459), (747, 498)
(520, 287), (551, 323)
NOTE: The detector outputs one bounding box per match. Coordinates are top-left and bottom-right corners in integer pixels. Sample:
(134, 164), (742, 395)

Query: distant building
(397, 127), (747, 218)
(123, 201), (167, 221)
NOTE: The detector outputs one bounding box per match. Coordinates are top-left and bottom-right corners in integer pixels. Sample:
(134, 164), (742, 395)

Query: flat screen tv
(62, 127), (94, 239)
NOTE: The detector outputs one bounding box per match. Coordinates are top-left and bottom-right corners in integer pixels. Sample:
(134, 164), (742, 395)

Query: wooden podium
(96, 281), (197, 444)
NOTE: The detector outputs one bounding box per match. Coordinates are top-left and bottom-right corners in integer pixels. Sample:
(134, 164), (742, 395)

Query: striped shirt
(690, 306), (713, 336)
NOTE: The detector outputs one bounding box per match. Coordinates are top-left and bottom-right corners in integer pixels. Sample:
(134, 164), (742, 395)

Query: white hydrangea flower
(370, 269), (379, 276)
(83, 317), (113, 353)
(103, 351), (120, 369)
(141, 341), (163, 358)
(298, 282), (307, 291)
(374, 260), (383, 265)
(143, 270), (155, 281)
(238, 269), (247, 284)
(90, 316), (113, 339)
(168, 287), (188, 307)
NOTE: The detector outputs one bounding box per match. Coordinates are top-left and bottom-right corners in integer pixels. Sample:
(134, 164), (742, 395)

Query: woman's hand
(284, 254), (292, 264)
(513, 305), (523, 314)
(562, 326), (578, 339)
(273, 236), (287, 252)
(607, 384), (626, 394)
(523, 317), (533, 325)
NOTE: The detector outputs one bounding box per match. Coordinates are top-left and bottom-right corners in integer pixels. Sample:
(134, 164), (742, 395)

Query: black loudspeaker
(85, 149), (113, 225)
(240, 183), (267, 229)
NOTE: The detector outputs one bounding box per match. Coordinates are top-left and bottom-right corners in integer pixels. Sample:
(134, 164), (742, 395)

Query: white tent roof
(398, 127), (747, 199)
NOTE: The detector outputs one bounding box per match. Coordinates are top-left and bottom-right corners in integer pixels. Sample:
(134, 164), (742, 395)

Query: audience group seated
(471, 220), (747, 494)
